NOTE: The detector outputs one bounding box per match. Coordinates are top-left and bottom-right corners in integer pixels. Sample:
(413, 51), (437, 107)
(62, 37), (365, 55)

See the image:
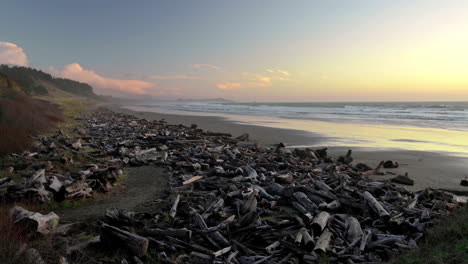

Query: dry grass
(0, 95), (64, 156)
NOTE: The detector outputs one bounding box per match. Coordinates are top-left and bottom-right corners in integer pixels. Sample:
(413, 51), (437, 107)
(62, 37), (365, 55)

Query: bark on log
(314, 229), (332, 254)
(99, 222), (149, 257)
(363, 191), (390, 221)
(345, 217), (363, 244)
(311, 211), (331, 235)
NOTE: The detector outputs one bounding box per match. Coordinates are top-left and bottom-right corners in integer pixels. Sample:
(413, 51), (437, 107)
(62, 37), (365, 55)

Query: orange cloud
(0, 42), (28, 66)
(255, 75), (271, 83)
(52, 63), (155, 95)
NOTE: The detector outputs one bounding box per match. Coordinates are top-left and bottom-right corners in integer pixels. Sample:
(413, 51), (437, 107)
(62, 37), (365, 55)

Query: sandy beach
(109, 105), (468, 192)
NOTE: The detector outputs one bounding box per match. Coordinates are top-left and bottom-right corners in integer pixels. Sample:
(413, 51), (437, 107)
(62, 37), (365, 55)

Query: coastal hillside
(0, 71), (88, 156)
(0, 65), (97, 98)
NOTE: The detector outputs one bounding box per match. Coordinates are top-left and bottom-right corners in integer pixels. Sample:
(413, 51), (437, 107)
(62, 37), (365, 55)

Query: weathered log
(169, 194), (180, 218)
(30, 169), (47, 184)
(294, 231), (303, 245)
(313, 229), (332, 253)
(276, 174), (293, 184)
(241, 189), (258, 214)
(204, 131), (232, 137)
(189, 251), (213, 264)
(383, 160), (399, 168)
(311, 211), (331, 235)
(48, 176), (63, 193)
(361, 161), (385, 176)
(203, 198), (224, 219)
(183, 175), (204, 185)
(9, 206), (59, 235)
(66, 236), (101, 255)
(292, 202), (313, 222)
(391, 173), (414, 185)
(359, 229), (372, 251)
(314, 181), (333, 193)
(265, 241), (281, 254)
(367, 237), (404, 249)
(193, 213), (230, 248)
(165, 236), (214, 255)
(213, 246), (232, 257)
(232, 239), (256, 256)
(99, 222), (149, 257)
(300, 227), (315, 250)
(65, 179), (92, 200)
(235, 133), (250, 141)
(293, 192), (317, 213)
(460, 177), (468, 186)
(52, 222), (87, 236)
(144, 228), (192, 242)
(243, 165), (258, 181)
(363, 191), (390, 221)
(338, 149), (354, 165)
(345, 216), (363, 244)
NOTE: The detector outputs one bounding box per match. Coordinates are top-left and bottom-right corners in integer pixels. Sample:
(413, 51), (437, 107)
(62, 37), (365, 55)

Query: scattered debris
(383, 160), (400, 168)
(2, 108), (465, 263)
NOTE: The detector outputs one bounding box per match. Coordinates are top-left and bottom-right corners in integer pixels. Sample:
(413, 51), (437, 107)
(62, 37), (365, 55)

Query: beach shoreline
(108, 104), (468, 192)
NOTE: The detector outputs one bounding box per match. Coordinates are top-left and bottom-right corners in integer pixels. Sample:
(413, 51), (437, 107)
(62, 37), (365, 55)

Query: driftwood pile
(0, 129), (123, 204)
(3, 108), (465, 263)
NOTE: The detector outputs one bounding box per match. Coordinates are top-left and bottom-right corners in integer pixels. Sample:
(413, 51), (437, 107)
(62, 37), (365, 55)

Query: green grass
(391, 204), (468, 264)
(35, 95), (95, 136)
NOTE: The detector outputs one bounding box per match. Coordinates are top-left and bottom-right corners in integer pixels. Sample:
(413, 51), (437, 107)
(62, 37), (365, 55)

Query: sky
(1, 0), (468, 101)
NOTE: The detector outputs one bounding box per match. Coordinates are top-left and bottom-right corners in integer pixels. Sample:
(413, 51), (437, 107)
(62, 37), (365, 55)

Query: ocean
(139, 101), (468, 132)
(127, 101), (468, 156)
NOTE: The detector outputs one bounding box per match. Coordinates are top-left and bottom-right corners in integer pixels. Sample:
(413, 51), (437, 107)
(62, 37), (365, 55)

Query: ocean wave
(136, 101), (468, 131)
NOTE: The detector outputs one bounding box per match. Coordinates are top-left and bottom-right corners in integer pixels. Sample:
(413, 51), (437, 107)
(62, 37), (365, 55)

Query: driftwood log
(99, 222), (149, 257)
(9, 206), (59, 235)
(363, 191), (390, 221)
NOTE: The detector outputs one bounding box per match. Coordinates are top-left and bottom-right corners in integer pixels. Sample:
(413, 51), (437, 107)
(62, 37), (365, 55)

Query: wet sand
(108, 105), (468, 192)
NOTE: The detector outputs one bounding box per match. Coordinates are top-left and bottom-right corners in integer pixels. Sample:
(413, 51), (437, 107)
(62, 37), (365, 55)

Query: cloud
(265, 69), (290, 76)
(217, 69), (291, 90)
(278, 70), (290, 76)
(191, 64), (221, 70)
(149, 75), (205, 80)
(254, 75), (271, 83)
(0, 42), (29, 66)
(216, 82), (269, 90)
(52, 63), (155, 95)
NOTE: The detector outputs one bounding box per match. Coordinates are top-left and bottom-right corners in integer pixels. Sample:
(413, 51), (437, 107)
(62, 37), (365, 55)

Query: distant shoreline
(108, 104), (468, 192)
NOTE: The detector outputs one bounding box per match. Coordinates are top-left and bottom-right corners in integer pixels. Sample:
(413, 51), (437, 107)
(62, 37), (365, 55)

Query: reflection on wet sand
(126, 106), (468, 157)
